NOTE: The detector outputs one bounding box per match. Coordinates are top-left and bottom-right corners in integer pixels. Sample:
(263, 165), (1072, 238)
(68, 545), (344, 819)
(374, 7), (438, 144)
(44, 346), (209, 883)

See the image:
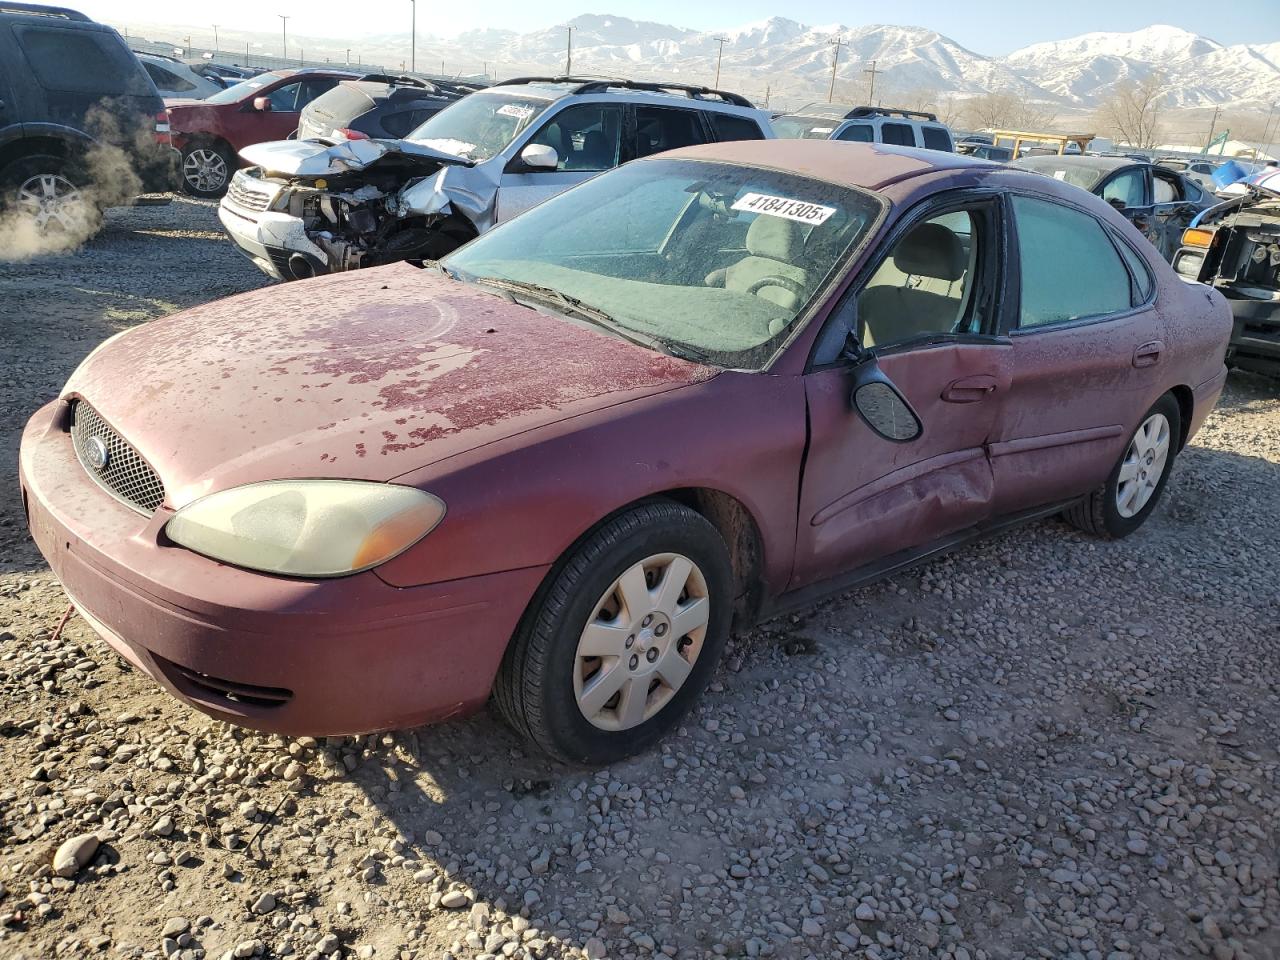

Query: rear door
(989, 193), (1164, 514)
(793, 193), (1013, 587)
(496, 101), (625, 222)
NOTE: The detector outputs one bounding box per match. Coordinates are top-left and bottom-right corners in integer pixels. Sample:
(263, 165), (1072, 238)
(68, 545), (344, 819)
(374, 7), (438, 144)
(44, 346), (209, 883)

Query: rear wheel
(180, 143), (232, 198)
(0, 154), (99, 240)
(1063, 393), (1180, 539)
(494, 501), (733, 764)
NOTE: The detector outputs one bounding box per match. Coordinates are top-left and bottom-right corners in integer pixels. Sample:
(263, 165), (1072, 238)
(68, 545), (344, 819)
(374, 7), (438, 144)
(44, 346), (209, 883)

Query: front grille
(161, 656), (293, 709)
(226, 176), (276, 213)
(70, 400), (166, 515)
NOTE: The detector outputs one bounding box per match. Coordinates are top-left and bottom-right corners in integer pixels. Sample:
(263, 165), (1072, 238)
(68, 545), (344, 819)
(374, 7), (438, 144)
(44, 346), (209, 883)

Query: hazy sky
(84, 0), (1276, 54)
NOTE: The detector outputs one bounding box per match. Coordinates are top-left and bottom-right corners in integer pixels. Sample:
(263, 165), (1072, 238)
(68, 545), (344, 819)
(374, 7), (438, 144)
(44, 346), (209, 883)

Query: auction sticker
(497, 103), (536, 119)
(732, 192), (837, 225)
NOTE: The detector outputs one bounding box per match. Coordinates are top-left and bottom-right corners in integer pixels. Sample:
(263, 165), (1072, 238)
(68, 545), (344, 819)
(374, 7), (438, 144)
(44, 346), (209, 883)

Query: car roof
(483, 76), (759, 113)
(659, 140), (994, 191)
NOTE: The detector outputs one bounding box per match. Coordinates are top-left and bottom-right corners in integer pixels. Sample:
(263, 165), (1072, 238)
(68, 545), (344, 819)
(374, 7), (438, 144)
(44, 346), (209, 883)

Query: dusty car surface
(1173, 170), (1280, 376)
(217, 76), (772, 280)
(1013, 154), (1215, 261)
(21, 141), (1231, 764)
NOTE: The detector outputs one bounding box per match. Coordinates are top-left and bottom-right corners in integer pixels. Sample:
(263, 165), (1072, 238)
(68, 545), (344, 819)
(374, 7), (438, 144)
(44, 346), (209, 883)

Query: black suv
(0, 2), (177, 231)
(297, 75), (485, 142)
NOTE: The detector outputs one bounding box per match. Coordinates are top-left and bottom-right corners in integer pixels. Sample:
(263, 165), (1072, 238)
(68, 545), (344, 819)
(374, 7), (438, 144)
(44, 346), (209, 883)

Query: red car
(20, 142), (1231, 764)
(167, 68), (357, 197)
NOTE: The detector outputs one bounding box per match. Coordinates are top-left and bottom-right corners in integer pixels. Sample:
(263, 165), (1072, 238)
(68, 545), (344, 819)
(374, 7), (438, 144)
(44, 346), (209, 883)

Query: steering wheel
(745, 275), (806, 299)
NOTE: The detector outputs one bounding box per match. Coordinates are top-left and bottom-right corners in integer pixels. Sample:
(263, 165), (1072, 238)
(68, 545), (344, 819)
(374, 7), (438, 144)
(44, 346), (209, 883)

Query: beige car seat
(705, 216), (809, 331)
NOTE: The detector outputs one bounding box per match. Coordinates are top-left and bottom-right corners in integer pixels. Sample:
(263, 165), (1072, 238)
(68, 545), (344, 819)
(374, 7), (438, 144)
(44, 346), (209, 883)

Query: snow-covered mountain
(1006, 24), (1280, 107)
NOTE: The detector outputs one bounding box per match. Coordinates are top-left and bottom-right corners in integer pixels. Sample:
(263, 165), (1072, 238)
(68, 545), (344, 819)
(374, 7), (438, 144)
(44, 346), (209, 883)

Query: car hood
(238, 137), (470, 177)
(64, 264), (715, 508)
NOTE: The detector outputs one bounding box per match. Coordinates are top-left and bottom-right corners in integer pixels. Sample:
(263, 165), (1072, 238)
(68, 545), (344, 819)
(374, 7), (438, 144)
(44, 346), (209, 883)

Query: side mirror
(520, 143), (558, 170)
(1107, 197), (1127, 211)
(253, 96), (272, 112)
(848, 357), (922, 443)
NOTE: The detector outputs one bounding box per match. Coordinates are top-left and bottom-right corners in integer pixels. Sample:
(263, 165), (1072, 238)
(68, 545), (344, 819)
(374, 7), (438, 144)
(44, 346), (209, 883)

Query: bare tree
(960, 91), (1056, 131)
(1097, 73), (1166, 149)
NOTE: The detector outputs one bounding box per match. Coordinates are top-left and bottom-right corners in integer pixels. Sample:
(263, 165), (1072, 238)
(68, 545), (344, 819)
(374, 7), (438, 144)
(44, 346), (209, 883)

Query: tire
(494, 501), (733, 765)
(179, 143), (233, 198)
(1063, 393), (1181, 539)
(0, 153), (100, 239)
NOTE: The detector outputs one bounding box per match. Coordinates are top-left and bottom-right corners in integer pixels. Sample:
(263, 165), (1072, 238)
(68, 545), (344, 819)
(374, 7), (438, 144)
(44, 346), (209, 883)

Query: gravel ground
(1, 199), (1278, 960)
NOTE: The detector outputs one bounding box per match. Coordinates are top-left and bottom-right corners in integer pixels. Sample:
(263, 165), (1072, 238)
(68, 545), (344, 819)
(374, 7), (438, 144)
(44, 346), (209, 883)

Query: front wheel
(494, 501), (733, 765)
(1063, 393), (1181, 539)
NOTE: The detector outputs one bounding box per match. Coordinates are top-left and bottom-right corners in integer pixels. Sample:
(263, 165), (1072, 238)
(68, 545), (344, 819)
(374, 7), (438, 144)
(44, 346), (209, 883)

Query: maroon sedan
(168, 68), (357, 197)
(20, 142), (1231, 764)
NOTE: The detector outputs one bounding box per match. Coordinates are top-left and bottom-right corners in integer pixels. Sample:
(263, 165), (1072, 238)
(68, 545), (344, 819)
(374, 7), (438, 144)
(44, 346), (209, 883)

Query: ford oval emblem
(85, 436), (109, 471)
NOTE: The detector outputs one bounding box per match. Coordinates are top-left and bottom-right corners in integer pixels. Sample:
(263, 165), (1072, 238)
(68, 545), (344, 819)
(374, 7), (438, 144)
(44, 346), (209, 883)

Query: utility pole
(713, 37), (729, 88)
(277, 15), (289, 61)
(863, 59), (880, 105)
(1259, 101), (1278, 153)
(212, 24), (218, 52)
(764, 84), (770, 108)
(183, 35), (191, 53)
(565, 26), (573, 76)
(245, 40), (249, 66)
(827, 37), (847, 104)
(409, 0), (415, 73)
(1205, 105), (1221, 152)
(346, 48), (350, 66)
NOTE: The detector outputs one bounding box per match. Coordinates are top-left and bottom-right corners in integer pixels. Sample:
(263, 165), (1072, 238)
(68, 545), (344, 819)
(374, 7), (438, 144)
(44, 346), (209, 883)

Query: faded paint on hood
(64, 264), (714, 508)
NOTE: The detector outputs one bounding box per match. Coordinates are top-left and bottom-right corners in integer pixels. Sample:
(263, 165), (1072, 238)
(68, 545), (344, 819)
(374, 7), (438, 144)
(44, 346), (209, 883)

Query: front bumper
(218, 201), (328, 282)
(19, 398), (547, 737)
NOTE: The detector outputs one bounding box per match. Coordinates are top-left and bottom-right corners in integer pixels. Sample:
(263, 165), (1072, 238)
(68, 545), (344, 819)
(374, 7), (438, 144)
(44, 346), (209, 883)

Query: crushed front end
(1174, 190), (1280, 377)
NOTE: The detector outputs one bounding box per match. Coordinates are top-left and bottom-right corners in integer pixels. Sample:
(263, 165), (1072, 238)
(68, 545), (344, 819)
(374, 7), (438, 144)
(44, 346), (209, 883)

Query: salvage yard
(1, 199), (1279, 960)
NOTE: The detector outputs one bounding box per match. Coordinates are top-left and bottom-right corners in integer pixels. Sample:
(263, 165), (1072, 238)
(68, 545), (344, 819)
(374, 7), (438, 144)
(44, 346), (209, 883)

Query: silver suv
(773, 104), (954, 153)
(219, 76), (773, 280)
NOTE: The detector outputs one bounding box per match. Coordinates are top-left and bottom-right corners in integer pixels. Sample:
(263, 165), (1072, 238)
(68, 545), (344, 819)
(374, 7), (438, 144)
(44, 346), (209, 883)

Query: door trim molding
(988, 424), (1124, 458)
(811, 447), (986, 526)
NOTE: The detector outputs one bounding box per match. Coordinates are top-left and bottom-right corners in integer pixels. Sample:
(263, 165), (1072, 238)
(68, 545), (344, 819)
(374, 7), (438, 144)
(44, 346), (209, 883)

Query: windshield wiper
(473, 278), (711, 363)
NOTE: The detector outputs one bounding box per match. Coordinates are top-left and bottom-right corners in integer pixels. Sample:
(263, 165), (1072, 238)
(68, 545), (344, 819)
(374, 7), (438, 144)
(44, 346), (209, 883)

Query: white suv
(218, 76), (774, 280)
(772, 104), (955, 153)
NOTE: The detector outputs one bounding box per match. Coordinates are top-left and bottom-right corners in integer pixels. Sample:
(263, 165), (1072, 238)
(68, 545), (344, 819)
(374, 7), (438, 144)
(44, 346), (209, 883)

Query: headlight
(165, 480), (445, 577)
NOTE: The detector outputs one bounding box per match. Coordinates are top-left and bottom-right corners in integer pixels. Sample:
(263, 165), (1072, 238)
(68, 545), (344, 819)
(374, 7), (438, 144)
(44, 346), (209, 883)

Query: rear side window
(708, 113), (764, 142)
(635, 106), (710, 159)
(837, 123), (873, 142)
(1101, 169), (1146, 208)
(1012, 196), (1134, 327)
(921, 126), (952, 151)
(1113, 234), (1155, 304)
(15, 26), (133, 95)
(380, 110), (416, 138)
(880, 122), (915, 146)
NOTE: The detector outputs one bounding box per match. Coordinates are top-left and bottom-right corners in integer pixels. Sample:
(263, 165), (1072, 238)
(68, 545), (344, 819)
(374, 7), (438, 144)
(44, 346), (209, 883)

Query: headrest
(893, 222), (965, 281)
(746, 215), (804, 261)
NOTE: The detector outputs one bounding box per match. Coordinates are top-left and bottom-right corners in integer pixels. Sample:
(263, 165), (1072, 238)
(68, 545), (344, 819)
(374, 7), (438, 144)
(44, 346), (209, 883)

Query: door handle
(1132, 340), (1164, 368)
(941, 375), (998, 403)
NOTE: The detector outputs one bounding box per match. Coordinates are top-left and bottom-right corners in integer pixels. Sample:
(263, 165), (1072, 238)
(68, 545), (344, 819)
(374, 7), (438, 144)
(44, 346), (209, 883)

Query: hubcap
(1116, 412), (1171, 518)
(15, 172), (84, 231)
(573, 553), (710, 731)
(183, 148), (228, 192)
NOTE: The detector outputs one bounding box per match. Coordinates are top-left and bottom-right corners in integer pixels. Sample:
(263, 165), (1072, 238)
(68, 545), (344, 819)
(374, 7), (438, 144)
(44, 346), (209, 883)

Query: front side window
(264, 81), (304, 112)
(1013, 195), (1133, 327)
(880, 122), (915, 146)
(635, 106), (710, 159)
(858, 209), (981, 349)
(527, 103), (623, 171)
(443, 159), (882, 368)
(406, 91), (552, 161)
(1101, 169), (1147, 207)
(837, 123), (874, 142)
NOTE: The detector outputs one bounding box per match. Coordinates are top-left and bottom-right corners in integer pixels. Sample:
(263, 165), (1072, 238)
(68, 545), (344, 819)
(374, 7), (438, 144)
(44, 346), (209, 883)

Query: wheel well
(657, 487), (765, 630)
(178, 134), (233, 157)
(1168, 385), (1193, 451)
(0, 136), (71, 172)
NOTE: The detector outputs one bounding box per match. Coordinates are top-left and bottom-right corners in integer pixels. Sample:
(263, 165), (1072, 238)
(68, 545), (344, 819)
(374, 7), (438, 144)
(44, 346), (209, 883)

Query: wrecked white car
(217, 77), (772, 280)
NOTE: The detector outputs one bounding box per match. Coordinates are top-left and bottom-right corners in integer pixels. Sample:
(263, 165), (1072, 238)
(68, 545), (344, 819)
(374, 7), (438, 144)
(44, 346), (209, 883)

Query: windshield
(443, 159), (883, 369)
(405, 91), (552, 161)
(204, 71), (285, 104)
(1014, 157), (1112, 192)
(772, 115), (836, 140)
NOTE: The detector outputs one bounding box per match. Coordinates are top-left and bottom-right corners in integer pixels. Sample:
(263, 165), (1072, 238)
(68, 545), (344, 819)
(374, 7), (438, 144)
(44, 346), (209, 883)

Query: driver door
(1099, 166), (1158, 249)
(792, 197), (1013, 588)
(496, 102), (625, 222)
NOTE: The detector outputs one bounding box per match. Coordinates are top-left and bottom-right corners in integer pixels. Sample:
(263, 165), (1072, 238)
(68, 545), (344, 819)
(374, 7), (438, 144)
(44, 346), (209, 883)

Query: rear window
(880, 122), (915, 147)
(921, 126), (952, 151)
(15, 25), (139, 95)
(143, 62), (196, 93)
(708, 113), (764, 142)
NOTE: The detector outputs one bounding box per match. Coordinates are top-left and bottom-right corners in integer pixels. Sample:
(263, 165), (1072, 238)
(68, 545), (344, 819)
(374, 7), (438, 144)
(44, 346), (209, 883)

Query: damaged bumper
(219, 202), (329, 281)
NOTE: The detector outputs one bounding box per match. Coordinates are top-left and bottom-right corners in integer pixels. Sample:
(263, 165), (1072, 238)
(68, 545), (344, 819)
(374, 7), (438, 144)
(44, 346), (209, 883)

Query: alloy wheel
(1116, 412), (1171, 518)
(573, 552), (710, 731)
(183, 149), (228, 193)
(16, 172), (85, 231)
